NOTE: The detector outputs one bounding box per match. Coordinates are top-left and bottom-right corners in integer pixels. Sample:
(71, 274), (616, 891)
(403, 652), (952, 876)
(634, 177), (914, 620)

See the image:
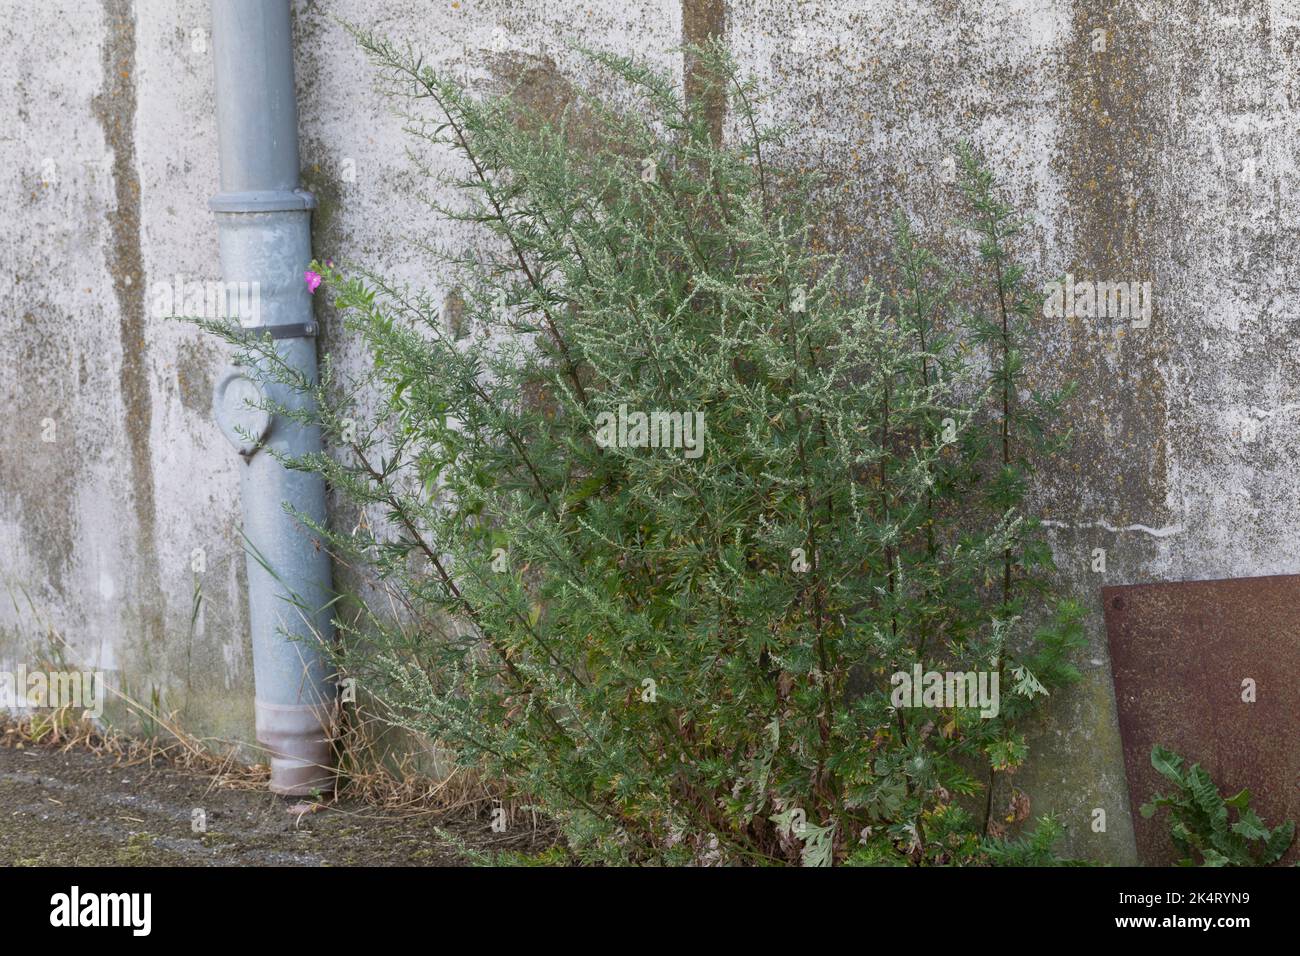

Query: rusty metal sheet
(1104, 574), (1300, 866)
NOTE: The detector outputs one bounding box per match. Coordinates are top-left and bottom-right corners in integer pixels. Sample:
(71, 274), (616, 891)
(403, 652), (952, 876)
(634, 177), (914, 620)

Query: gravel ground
(0, 740), (493, 866)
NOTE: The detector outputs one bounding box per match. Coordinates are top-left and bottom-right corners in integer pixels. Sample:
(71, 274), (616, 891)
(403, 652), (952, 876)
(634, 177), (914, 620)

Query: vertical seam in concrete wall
(1046, 0), (1178, 863)
(1061, 2), (1169, 523)
(682, 0), (726, 145)
(93, 0), (163, 646)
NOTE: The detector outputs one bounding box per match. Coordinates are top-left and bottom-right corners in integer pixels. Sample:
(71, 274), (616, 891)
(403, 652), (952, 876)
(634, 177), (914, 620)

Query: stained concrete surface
(5, 0), (1300, 865)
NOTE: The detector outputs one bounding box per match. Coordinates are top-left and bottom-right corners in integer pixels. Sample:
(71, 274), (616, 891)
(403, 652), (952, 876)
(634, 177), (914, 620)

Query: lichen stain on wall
(92, 0), (166, 651)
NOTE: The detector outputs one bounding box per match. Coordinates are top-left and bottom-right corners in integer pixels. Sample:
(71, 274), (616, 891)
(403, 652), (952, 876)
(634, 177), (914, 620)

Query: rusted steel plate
(1104, 574), (1300, 866)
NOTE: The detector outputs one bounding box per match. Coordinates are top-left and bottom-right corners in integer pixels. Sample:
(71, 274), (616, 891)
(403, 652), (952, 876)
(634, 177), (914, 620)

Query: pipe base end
(255, 698), (336, 796)
(268, 756), (336, 796)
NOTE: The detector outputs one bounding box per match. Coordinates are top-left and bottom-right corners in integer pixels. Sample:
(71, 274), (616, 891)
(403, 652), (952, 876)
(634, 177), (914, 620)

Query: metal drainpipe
(208, 0), (336, 795)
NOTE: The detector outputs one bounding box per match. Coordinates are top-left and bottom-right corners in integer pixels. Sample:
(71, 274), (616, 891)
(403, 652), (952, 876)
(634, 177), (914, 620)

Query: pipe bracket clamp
(213, 367), (272, 458)
(254, 321), (318, 339)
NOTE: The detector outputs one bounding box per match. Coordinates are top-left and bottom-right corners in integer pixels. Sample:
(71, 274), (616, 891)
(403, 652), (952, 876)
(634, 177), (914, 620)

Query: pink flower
(304, 270), (322, 294)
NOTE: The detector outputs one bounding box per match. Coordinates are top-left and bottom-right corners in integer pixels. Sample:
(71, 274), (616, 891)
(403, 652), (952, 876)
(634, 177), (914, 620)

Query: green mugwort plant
(202, 35), (1086, 865)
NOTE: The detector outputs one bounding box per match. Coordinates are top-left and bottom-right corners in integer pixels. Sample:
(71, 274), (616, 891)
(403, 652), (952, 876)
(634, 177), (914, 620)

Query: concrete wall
(4, 0), (1298, 862)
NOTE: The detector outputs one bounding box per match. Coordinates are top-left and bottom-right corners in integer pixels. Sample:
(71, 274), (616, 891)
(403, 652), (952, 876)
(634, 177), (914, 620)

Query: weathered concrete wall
(0, 0), (681, 740)
(0, 0), (252, 741)
(4, 0), (1298, 862)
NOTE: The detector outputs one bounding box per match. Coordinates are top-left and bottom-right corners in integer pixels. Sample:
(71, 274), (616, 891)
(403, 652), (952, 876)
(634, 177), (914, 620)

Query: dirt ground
(0, 741), (508, 866)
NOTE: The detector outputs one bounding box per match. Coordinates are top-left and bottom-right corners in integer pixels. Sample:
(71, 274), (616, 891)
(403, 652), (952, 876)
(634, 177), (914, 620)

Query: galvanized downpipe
(209, 0), (336, 795)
